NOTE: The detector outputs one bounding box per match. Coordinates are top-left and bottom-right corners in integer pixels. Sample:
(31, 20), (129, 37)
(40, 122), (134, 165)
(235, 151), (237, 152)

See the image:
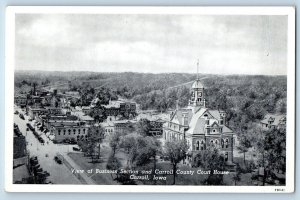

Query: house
(163, 78), (235, 165)
(260, 114), (286, 129)
(14, 95), (27, 107)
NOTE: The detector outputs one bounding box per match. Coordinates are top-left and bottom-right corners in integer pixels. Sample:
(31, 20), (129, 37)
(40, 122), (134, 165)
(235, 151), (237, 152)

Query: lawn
(68, 144), (119, 185)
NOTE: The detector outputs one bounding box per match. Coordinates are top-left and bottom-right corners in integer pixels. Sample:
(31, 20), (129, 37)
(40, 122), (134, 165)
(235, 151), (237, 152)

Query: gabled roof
(171, 108), (199, 126)
(207, 110), (222, 120)
(222, 125), (233, 133)
(261, 114), (286, 125)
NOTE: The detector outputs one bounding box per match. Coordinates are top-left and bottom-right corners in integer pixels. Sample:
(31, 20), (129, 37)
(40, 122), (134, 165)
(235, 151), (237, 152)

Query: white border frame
(5, 6), (295, 193)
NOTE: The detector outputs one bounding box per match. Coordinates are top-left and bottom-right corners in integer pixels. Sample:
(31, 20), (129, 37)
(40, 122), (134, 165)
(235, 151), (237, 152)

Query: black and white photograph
(5, 6), (295, 193)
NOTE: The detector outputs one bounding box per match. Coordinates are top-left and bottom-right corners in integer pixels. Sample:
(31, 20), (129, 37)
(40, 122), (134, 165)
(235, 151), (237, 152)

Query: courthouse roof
(192, 79), (204, 89)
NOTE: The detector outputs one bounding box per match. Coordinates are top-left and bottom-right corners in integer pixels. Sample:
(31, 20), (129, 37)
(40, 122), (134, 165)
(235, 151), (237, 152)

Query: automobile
(37, 170), (50, 176)
(26, 123), (35, 131)
(73, 147), (80, 151)
(35, 167), (43, 173)
(14, 110), (19, 115)
(38, 137), (45, 143)
(69, 138), (77, 144)
(30, 156), (38, 161)
(32, 164), (40, 169)
(54, 156), (62, 164)
(64, 138), (70, 144)
(19, 113), (25, 120)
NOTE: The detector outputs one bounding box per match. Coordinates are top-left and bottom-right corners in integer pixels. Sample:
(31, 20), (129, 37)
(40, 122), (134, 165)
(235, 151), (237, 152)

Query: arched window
(73, 129), (76, 134)
(210, 139), (214, 146)
(63, 130), (66, 135)
(196, 141), (200, 150)
(214, 139), (219, 147)
(200, 140), (205, 150)
(225, 138), (229, 148)
(68, 129), (71, 135)
(221, 139), (224, 148)
(58, 130), (61, 135)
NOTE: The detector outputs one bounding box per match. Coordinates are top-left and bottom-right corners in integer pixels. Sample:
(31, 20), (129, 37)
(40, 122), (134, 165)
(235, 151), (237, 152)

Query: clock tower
(188, 60), (206, 110)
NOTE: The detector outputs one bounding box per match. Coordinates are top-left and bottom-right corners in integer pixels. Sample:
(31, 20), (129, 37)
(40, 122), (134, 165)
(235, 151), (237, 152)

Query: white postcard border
(5, 6), (295, 193)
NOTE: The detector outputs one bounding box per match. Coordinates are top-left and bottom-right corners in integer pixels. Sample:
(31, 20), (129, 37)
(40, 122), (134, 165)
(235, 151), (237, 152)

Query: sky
(15, 14), (288, 75)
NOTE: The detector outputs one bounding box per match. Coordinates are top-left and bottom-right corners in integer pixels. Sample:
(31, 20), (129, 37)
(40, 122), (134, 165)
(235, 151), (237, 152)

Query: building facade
(163, 79), (235, 165)
(50, 123), (90, 142)
(103, 100), (137, 118)
(14, 95), (27, 107)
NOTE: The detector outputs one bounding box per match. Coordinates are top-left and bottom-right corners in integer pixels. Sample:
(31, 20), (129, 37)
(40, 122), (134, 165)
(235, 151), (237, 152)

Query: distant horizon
(14, 69), (287, 76)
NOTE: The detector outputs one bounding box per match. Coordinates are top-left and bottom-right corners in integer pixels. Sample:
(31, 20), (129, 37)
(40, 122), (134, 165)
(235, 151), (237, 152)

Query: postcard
(5, 6), (295, 193)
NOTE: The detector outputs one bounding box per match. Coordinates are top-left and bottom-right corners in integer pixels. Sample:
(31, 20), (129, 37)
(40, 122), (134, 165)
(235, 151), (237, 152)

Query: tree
(232, 164), (242, 185)
(85, 125), (105, 163)
(135, 137), (161, 168)
(77, 139), (89, 156)
(237, 135), (252, 165)
(164, 140), (188, 185)
(253, 126), (286, 185)
(136, 119), (151, 136)
(120, 133), (140, 167)
(193, 148), (226, 185)
(106, 155), (122, 180)
(109, 132), (122, 157)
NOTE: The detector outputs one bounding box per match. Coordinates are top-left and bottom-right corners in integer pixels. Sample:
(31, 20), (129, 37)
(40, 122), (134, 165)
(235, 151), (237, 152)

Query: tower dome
(192, 79), (204, 89)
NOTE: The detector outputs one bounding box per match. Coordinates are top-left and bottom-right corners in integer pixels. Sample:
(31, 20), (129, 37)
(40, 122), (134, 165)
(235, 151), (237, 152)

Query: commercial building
(103, 100), (137, 118)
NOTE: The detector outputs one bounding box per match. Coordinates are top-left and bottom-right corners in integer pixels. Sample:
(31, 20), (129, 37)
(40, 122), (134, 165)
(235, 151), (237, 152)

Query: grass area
(67, 145), (119, 185)
(68, 146), (259, 186)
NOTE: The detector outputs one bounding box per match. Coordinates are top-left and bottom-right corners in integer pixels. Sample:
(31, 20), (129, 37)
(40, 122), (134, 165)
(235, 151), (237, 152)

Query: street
(14, 106), (81, 184)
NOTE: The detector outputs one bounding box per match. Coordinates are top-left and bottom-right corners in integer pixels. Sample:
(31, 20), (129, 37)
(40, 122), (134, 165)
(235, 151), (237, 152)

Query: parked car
(73, 147), (80, 151)
(19, 113), (25, 120)
(69, 138), (77, 144)
(35, 167), (43, 172)
(64, 138), (70, 144)
(54, 156), (62, 164)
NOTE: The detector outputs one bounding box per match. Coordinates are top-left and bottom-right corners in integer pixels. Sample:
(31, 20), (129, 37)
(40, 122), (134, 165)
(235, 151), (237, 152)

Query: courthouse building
(163, 78), (235, 164)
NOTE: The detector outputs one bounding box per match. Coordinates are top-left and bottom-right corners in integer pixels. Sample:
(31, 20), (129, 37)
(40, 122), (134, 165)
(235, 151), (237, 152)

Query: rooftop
(192, 79), (204, 89)
(261, 114), (286, 125)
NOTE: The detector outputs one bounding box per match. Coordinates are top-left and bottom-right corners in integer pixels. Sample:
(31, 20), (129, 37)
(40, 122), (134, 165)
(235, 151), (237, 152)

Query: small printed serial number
(275, 188), (285, 192)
